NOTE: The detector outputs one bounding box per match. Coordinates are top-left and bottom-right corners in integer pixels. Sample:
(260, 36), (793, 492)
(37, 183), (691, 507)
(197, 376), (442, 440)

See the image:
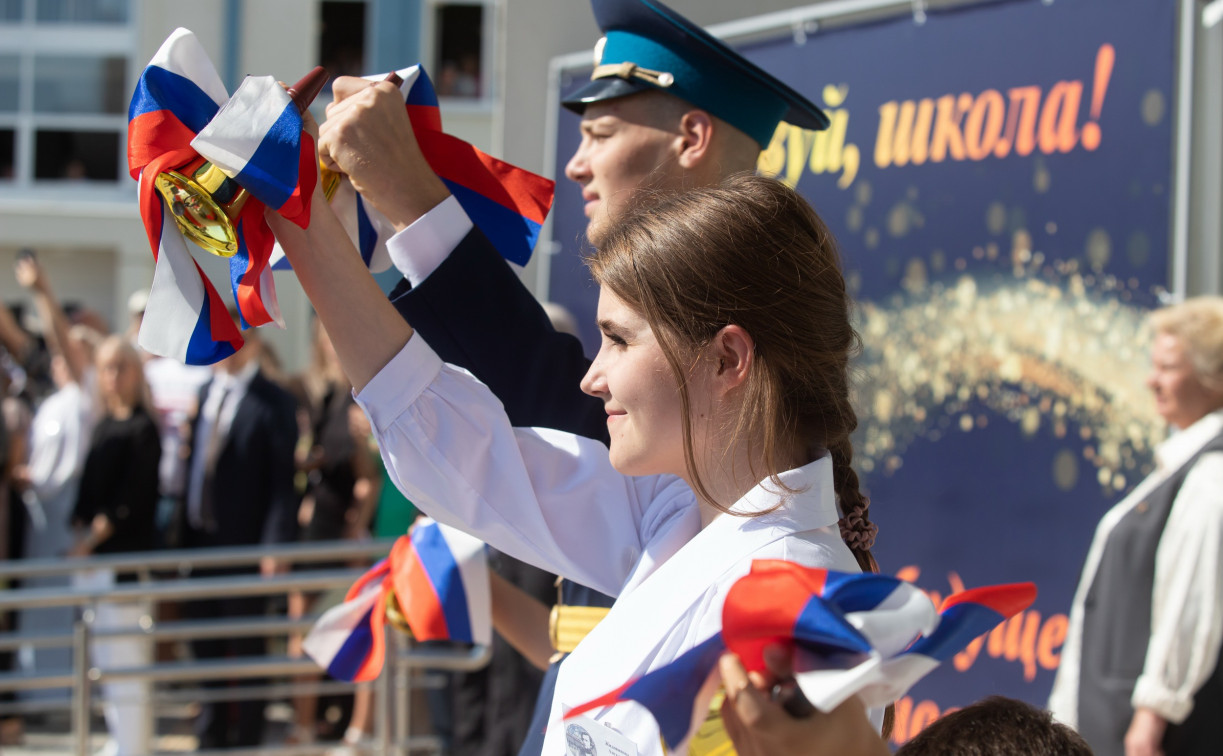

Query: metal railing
(0, 539), (491, 756)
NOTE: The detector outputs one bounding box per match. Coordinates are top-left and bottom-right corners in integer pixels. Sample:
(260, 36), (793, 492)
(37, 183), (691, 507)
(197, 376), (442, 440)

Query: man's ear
(676, 109), (715, 170)
(711, 324), (754, 393)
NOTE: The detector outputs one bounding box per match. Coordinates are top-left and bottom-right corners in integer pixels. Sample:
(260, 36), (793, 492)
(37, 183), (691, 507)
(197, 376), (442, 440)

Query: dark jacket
(177, 370), (299, 550)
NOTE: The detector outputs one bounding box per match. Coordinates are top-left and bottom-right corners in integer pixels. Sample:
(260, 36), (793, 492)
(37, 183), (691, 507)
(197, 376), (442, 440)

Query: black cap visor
(561, 76), (654, 114)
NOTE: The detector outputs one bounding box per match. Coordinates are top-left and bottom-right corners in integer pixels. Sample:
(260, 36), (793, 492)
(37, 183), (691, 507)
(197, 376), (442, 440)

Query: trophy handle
(384, 587), (414, 636)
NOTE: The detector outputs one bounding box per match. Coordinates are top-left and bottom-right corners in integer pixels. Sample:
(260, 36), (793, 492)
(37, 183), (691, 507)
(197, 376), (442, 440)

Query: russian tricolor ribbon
(302, 518), (492, 682)
(283, 65), (554, 274)
(128, 28), (315, 364)
(565, 561), (1036, 750)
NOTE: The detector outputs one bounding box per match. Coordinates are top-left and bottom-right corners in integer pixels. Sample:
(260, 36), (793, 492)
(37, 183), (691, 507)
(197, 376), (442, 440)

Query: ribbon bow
(302, 518), (491, 682)
(565, 561), (1037, 750)
(128, 28), (316, 364)
(294, 65), (555, 274)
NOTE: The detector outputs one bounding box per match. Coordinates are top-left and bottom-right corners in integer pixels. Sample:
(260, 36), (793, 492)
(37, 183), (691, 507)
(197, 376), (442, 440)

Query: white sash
(544, 457), (842, 755)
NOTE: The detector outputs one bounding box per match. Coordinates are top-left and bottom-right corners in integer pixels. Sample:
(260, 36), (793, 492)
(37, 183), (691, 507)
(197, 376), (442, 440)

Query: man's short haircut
(895, 696), (1092, 756)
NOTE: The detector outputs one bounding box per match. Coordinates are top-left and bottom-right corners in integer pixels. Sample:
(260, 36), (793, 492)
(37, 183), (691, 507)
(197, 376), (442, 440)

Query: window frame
(0, 0), (137, 196)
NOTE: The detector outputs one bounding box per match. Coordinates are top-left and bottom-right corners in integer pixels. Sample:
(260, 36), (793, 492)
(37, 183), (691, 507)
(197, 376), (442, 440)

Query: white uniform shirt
(356, 334), (865, 755)
(28, 369), (97, 503)
(144, 357), (211, 497)
(1049, 408), (1223, 726)
(386, 195), (473, 286)
(185, 361), (260, 530)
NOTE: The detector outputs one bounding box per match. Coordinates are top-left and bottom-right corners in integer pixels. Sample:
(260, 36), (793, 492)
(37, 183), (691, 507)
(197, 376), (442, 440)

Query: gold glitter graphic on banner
(852, 252), (1164, 493)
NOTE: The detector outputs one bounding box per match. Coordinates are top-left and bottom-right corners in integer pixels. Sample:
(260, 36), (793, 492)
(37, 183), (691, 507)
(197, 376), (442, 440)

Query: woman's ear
(676, 109), (715, 170)
(712, 325), (754, 392)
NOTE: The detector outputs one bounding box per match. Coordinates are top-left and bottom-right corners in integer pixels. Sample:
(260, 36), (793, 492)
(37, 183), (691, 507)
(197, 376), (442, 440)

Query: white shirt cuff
(354, 333), (443, 435)
(386, 195), (474, 286)
(1132, 675), (1195, 724)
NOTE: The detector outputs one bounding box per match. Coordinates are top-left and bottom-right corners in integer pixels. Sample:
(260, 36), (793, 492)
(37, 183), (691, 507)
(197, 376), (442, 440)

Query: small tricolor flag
(302, 518), (492, 682)
(315, 65), (554, 274)
(564, 561), (1036, 750)
(128, 28), (315, 363)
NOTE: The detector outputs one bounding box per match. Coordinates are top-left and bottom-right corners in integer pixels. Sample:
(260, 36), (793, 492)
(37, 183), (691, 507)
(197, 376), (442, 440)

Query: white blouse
(1049, 408), (1223, 726)
(355, 334), (864, 755)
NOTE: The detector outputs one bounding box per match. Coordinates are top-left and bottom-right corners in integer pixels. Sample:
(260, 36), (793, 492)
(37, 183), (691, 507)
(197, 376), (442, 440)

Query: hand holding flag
(564, 561), (1036, 751)
(302, 518), (492, 682)
(300, 66), (554, 273)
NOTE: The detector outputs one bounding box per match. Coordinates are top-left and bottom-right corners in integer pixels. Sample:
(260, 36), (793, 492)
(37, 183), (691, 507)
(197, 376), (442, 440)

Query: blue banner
(548, 0), (1176, 743)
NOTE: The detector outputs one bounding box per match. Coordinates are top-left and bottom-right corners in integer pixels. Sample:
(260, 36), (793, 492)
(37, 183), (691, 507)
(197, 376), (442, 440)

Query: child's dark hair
(896, 697), (1093, 756)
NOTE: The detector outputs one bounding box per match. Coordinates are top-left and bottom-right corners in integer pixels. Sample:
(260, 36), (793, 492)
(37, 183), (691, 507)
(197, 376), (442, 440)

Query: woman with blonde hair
(1050, 296), (1223, 756)
(269, 168), (881, 755)
(72, 334), (161, 756)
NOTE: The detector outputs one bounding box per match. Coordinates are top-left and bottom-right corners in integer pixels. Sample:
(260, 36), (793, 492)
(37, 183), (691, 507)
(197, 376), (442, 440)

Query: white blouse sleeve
(1132, 451), (1223, 723)
(355, 334), (694, 597)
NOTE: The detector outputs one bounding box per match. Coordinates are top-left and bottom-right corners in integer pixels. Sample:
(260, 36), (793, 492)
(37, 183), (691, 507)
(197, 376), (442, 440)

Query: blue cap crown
(563, 0), (828, 148)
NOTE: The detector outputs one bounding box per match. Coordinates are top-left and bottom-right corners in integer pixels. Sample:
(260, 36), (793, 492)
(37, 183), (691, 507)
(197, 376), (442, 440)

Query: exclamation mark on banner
(1080, 44), (1114, 151)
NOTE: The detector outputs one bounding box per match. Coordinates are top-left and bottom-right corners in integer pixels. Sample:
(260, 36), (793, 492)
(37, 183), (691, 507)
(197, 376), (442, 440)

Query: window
(34, 128), (119, 180)
(0, 54), (16, 111)
(0, 129), (13, 178)
(33, 54), (126, 114)
(0, 0), (133, 190)
(35, 0), (128, 23)
(427, 1), (494, 102)
(319, 1), (367, 81)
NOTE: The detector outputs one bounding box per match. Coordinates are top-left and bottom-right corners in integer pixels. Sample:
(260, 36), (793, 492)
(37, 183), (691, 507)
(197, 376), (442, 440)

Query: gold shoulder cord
(590, 61), (676, 88)
(548, 577), (612, 661)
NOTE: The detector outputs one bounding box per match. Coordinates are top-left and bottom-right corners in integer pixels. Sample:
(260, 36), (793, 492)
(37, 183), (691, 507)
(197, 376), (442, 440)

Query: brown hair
(896, 696), (1092, 756)
(587, 173), (878, 572)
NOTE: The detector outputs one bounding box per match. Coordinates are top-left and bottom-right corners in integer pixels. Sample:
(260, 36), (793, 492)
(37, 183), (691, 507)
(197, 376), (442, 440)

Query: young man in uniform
(315, 1), (829, 752)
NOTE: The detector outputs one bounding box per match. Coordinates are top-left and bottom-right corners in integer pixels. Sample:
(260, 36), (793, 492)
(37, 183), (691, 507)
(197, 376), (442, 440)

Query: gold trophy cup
(155, 66), (329, 257)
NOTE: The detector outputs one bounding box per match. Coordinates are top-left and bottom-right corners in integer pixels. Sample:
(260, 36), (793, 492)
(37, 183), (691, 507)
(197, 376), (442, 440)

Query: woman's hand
(298, 495), (315, 528)
(68, 538), (93, 558)
(14, 256), (48, 293)
(1125, 707), (1167, 756)
(68, 514), (113, 558)
(718, 646), (889, 756)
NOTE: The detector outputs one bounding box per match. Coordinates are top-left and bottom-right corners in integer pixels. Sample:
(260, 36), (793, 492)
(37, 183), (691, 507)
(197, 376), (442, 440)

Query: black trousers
(184, 570), (267, 749)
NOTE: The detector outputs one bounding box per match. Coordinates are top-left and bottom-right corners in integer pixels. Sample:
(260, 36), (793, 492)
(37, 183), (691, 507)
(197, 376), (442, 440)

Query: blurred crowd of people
(0, 254), (421, 754)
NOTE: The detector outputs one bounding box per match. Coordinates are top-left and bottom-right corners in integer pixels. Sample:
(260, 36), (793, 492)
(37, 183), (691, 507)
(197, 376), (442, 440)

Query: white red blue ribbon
(565, 561), (1037, 750)
(128, 28), (315, 363)
(303, 518), (491, 682)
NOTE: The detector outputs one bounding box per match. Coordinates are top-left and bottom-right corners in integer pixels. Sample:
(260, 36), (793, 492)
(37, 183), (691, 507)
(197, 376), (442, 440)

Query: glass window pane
(320, 1), (366, 80)
(434, 4), (483, 98)
(33, 55), (125, 114)
(0, 0), (23, 21)
(0, 129), (13, 179)
(0, 55), (16, 112)
(34, 129), (120, 180)
(36, 0), (129, 23)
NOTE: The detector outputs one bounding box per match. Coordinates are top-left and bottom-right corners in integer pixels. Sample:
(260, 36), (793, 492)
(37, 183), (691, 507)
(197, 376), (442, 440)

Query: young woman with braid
(268, 171), (882, 756)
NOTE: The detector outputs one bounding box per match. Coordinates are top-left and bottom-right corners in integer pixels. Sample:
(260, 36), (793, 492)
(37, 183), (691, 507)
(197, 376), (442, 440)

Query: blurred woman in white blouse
(1050, 296), (1223, 756)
